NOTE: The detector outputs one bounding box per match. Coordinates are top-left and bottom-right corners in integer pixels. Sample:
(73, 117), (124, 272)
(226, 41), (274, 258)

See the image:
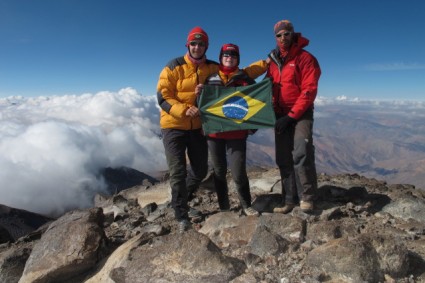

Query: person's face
(275, 30), (293, 49)
(188, 40), (207, 59)
(221, 53), (238, 67)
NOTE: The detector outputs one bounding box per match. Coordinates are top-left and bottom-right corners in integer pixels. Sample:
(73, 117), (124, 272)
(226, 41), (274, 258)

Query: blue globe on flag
(222, 96), (248, 120)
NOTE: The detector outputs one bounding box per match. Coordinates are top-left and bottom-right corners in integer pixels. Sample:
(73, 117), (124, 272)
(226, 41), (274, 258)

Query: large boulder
(199, 212), (258, 248)
(382, 195), (425, 223)
(305, 233), (410, 282)
(18, 208), (106, 283)
(86, 230), (245, 283)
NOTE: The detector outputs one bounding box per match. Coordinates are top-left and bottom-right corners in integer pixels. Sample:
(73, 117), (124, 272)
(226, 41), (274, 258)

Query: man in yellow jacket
(157, 26), (219, 233)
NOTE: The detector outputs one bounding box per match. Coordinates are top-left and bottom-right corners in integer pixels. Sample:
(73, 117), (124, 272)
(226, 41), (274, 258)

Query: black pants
(162, 128), (208, 221)
(275, 110), (317, 204)
(207, 137), (251, 209)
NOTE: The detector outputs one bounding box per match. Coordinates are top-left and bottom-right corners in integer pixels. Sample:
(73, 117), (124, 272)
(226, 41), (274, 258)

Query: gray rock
(0, 242), (32, 283)
(229, 273), (258, 283)
(305, 233), (410, 282)
(258, 213), (306, 243)
(2, 170), (425, 282)
(306, 218), (360, 244)
(382, 195), (425, 223)
(18, 208), (106, 283)
(87, 230), (245, 283)
(248, 225), (289, 257)
(199, 212), (258, 248)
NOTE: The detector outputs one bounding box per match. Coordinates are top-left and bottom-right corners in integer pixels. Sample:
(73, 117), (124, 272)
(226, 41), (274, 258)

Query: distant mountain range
(246, 101), (425, 190)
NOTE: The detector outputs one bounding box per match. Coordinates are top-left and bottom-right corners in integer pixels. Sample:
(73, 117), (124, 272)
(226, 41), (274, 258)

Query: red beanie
(186, 26), (209, 46)
(219, 43), (240, 65)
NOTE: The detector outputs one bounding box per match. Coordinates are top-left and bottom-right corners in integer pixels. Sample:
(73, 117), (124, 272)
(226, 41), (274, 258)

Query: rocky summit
(1, 167), (425, 283)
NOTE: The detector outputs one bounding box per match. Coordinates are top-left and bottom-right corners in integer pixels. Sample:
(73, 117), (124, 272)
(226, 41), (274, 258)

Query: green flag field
(198, 78), (276, 135)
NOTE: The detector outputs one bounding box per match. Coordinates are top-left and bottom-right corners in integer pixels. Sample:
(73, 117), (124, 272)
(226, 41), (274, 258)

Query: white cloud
(2, 89), (424, 216)
(315, 95), (425, 109)
(364, 62), (425, 71)
(0, 88), (166, 216)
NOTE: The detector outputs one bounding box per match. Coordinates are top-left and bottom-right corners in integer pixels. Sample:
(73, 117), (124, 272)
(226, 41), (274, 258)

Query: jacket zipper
(191, 65), (200, 130)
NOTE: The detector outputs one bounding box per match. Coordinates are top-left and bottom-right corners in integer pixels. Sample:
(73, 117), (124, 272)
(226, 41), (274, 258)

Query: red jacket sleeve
(288, 51), (321, 120)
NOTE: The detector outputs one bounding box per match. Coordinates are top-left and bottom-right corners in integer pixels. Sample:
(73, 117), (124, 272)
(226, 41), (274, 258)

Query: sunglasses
(222, 53), (237, 59)
(189, 41), (206, 47)
(275, 31), (292, 38)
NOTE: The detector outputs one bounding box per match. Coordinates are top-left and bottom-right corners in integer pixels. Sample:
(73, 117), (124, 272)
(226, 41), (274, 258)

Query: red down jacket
(266, 33), (321, 120)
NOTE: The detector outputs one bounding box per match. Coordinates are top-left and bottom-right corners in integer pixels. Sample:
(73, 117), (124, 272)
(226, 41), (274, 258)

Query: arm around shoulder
(243, 59), (268, 79)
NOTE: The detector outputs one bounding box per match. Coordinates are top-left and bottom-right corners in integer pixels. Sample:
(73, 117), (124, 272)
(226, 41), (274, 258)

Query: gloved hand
(275, 115), (296, 133)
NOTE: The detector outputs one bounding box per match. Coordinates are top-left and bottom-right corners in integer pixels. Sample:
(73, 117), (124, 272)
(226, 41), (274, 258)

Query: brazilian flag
(198, 78), (275, 135)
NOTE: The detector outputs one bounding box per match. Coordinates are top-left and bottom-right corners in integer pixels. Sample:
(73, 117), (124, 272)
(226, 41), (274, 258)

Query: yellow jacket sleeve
(157, 67), (190, 119)
(243, 60), (268, 79)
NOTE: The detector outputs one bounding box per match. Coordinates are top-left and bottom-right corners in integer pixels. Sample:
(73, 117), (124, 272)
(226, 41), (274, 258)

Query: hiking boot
(218, 196), (230, 212)
(218, 203), (231, 212)
(273, 204), (295, 214)
(188, 207), (203, 222)
(243, 207), (260, 216)
(300, 200), (313, 212)
(178, 219), (191, 233)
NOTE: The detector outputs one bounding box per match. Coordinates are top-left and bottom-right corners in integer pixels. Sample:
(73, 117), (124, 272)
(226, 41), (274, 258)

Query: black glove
(275, 115), (296, 133)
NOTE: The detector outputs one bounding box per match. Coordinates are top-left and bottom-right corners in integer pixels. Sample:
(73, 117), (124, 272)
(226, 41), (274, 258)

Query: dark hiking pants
(207, 137), (251, 210)
(162, 128), (208, 221)
(275, 109), (317, 205)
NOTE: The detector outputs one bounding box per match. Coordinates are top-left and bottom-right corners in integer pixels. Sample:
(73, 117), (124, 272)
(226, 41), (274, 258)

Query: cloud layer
(1, 89), (424, 216)
(0, 88), (166, 216)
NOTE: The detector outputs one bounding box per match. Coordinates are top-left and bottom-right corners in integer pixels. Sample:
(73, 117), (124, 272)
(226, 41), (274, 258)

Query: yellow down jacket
(157, 54), (219, 130)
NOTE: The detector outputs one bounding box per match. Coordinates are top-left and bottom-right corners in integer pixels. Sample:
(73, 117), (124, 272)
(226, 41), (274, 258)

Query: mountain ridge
(247, 103), (425, 190)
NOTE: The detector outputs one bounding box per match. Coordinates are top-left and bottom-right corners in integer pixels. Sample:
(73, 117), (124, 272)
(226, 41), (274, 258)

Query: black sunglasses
(275, 31), (292, 38)
(222, 53), (238, 58)
(189, 41), (206, 47)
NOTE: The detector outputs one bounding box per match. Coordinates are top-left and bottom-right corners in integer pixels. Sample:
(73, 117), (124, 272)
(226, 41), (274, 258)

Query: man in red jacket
(266, 20), (321, 213)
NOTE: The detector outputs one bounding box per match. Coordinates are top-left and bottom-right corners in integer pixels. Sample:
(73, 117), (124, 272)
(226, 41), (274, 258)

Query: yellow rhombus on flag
(206, 90), (266, 124)
(199, 78), (275, 135)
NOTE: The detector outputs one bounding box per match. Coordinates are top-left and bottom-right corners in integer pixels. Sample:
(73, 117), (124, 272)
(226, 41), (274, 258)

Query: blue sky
(1, 0), (424, 100)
